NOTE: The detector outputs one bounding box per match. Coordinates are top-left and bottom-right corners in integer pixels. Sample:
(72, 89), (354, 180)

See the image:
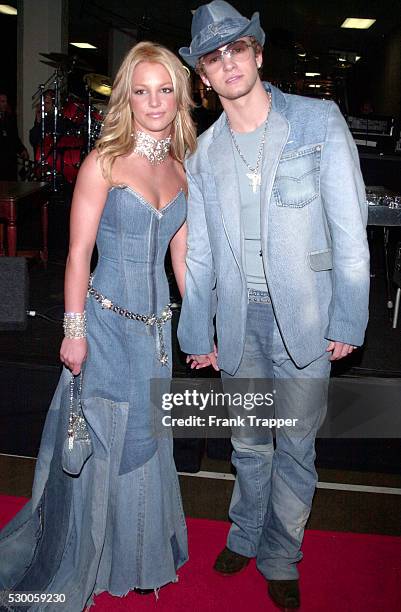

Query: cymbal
(40, 52), (71, 63)
(84, 73), (112, 97)
(90, 97), (108, 105)
(39, 52), (92, 70)
(40, 60), (60, 68)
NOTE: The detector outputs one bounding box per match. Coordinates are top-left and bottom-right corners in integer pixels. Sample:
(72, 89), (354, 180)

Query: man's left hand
(326, 341), (358, 361)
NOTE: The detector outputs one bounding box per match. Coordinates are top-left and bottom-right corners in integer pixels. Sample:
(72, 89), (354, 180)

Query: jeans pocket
(309, 248), (333, 271)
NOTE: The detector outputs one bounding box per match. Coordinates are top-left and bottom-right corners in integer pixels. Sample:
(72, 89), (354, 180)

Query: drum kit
(31, 52), (112, 191)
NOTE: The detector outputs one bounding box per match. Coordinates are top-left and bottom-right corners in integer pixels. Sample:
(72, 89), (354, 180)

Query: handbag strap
(69, 372), (83, 413)
(68, 372), (83, 450)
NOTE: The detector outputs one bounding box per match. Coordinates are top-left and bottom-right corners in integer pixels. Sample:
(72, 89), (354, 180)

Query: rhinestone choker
(132, 130), (171, 165)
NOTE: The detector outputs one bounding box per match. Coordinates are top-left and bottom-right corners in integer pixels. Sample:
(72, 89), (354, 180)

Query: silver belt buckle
(248, 289), (271, 304)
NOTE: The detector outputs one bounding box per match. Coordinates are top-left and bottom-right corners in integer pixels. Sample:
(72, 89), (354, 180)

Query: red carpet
(1, 496), (401, 611)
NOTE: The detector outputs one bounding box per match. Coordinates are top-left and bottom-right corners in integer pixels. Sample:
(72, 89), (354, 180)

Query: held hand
(326, 341), (357, 361)
(60, 337), (88, 375)
(186, 347), (219, 371)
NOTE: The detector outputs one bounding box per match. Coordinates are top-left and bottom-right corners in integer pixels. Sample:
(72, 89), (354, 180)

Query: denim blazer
(178, 83), (370, 375)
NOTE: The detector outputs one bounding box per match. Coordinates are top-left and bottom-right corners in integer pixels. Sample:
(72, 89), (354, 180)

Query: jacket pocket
(273, 144), (321, 208)
(309, 248), (333, 271)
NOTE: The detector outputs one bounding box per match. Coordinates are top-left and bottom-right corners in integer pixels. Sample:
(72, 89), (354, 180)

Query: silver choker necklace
(132, 130), (171, 165)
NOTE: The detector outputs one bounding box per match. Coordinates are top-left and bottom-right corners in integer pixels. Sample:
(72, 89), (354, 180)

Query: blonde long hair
(96, 41), (197, 181)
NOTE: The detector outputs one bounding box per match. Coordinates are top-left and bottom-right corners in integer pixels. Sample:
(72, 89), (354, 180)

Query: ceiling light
(308, 84), (321, 88)
(338, 57), (346, 61)
(70, 42), (97, 49)
(305, 72), (320, 77)
(0, 4), (17, 14)
(355, 56), (361, 61)
(297, 52), (306, 57)
(341, 18), (376, 29)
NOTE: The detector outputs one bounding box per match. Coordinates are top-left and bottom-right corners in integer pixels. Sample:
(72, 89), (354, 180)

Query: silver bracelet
(63, 311), (87, 339)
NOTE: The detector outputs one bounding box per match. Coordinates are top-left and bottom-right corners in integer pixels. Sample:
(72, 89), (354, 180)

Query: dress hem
(85, 559), (188, 609)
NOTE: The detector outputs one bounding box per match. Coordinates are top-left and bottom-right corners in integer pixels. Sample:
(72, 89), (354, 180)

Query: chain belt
(87, 274), (172, 365)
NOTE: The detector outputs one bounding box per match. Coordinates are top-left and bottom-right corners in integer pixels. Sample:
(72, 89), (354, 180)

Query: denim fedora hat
(179, 0), (265, 68)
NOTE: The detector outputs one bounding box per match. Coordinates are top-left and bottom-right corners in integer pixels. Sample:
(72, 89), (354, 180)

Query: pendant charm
(246, 172), (261, 193)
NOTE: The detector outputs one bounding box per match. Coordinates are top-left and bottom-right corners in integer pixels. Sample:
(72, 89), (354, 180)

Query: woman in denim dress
(0, 42), (196, 611)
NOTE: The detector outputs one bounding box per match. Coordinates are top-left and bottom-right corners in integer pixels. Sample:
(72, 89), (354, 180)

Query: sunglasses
(200, 39), (255, 73)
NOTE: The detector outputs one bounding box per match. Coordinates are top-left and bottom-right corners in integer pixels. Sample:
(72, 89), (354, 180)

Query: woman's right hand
(60, 337), (88, 375)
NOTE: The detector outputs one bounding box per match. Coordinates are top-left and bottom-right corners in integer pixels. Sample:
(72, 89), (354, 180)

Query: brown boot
(213, 546), (251, 575)
(268, 579), (300, 609)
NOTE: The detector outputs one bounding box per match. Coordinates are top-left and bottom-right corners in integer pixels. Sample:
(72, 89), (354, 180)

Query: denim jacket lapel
(208, 118), (243, 270)
(260, 108), (290, 247)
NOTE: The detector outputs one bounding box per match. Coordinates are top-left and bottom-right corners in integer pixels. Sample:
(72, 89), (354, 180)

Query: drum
(90, 102), (107, 145)
(34, 133), (84, 183)
(62, 95), (86, 127)
(57, 134), (84, 183)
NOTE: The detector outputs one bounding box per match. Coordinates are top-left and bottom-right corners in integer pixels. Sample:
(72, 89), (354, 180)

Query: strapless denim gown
(0, 186), (188, 611)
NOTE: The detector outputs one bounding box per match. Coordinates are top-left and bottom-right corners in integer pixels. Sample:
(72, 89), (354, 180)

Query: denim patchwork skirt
(0, 367), (188, 611)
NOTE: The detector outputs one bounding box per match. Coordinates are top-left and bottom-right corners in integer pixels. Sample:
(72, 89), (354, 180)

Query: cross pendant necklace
(246, 172), (261, 193)
(228, 91), (272, 193)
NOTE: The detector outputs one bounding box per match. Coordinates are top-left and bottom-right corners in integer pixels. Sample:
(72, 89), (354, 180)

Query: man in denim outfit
(178, 1), (369, 608)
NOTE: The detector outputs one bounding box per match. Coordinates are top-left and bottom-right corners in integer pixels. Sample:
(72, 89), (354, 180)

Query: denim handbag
(62, 371), (93, 476)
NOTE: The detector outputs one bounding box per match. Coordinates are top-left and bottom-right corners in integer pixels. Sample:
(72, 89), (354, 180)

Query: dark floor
(1, 454), (400, 537)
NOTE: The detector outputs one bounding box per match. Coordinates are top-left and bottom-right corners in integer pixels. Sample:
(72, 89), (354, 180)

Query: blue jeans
(221, 289), (331, 580)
